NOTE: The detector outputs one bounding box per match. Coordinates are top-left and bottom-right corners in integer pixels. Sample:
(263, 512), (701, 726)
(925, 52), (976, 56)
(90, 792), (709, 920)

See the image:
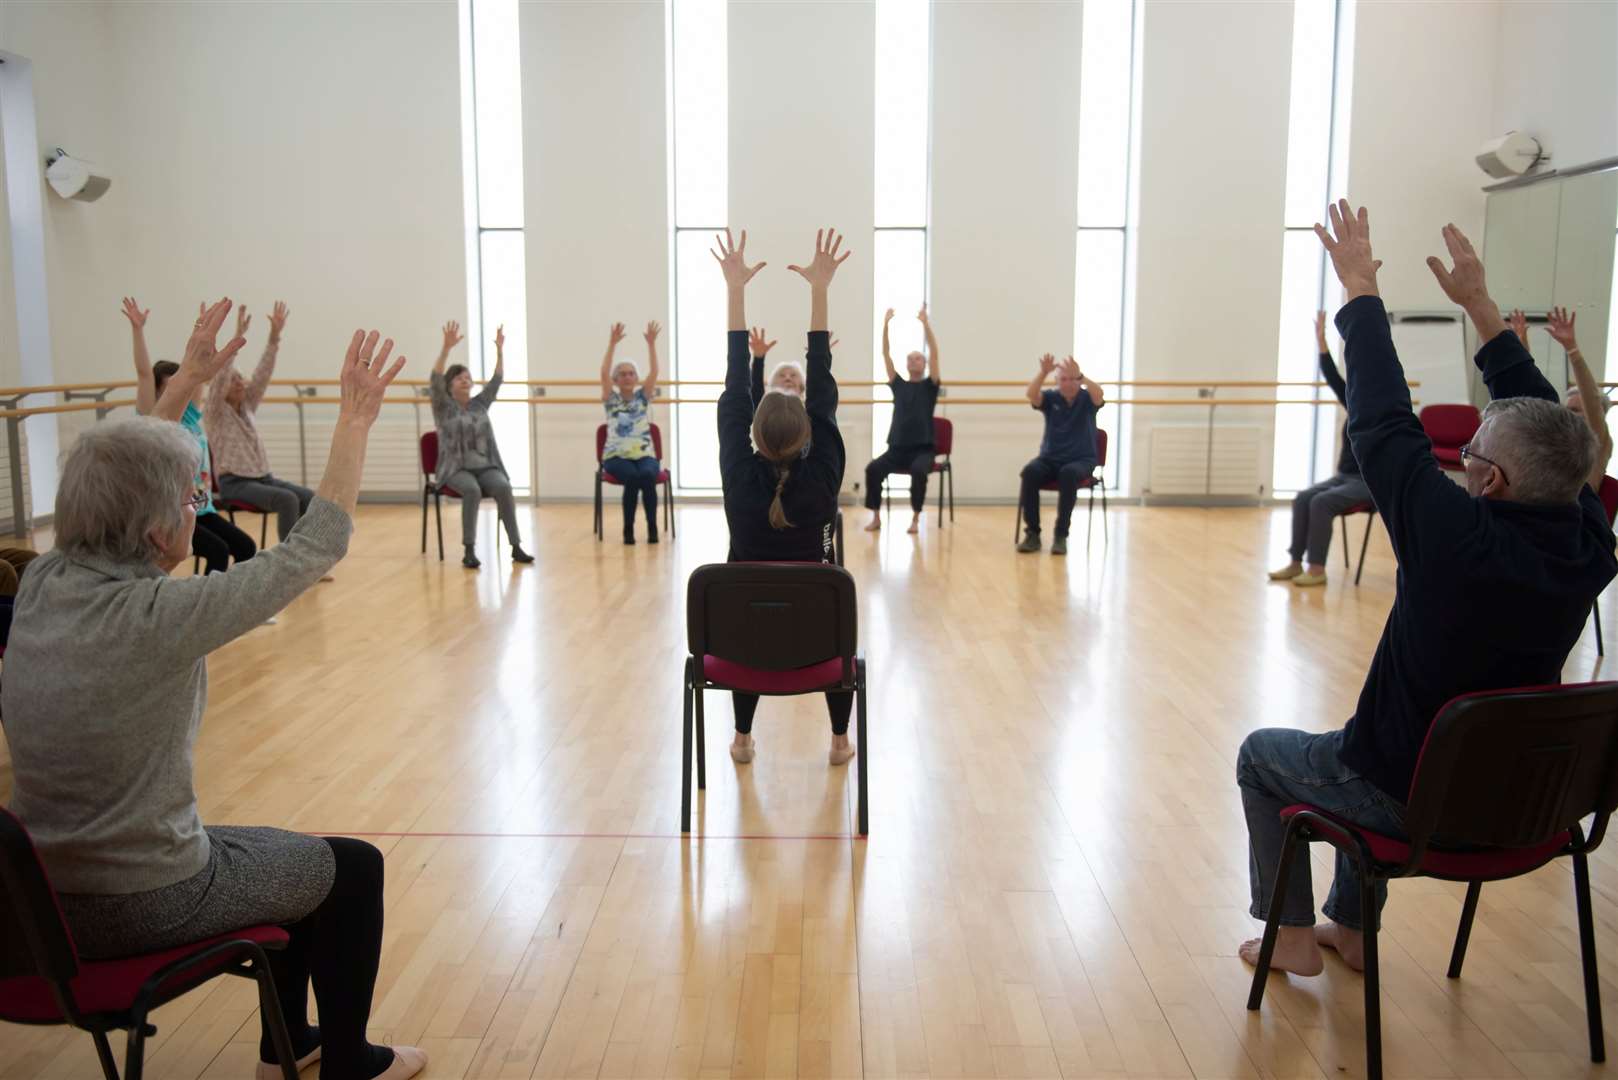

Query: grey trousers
(442, 466), (522, 547)
(219, 474), (314, 542)
(1289, 473), (1373, 566)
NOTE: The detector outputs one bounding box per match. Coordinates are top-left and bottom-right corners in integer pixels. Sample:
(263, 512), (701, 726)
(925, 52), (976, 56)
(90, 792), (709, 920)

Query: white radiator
(1146, 424), (1265, 497)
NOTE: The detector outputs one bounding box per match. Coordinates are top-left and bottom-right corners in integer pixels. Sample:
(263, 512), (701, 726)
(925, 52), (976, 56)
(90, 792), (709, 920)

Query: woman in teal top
(598, 320), (663, 544)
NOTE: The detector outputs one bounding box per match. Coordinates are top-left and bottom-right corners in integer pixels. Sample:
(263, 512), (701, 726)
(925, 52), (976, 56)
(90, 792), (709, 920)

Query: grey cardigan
(1, 498), (352, 895)
(430, 369), (507, 478)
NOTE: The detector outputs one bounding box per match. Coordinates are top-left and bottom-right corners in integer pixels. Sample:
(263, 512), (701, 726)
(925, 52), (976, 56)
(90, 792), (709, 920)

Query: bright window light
(671, 0), (726, 227)
(471, 0), (524, 230)
(1075, 230), (1124, 385)
(871, 230), (929, 455)
(673, 230), (726, 490)
(479, 230), (530, 491)
(875, 0), (929, 228)
(1282, 0), (1335, 228)
(1077, 0), (1132, 228)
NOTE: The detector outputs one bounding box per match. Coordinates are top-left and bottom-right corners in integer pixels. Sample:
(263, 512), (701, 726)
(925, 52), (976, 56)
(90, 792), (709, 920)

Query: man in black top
(1269, 310), (1373, 587)
(863, 304), (942, 535)
(1236, 202), (1616, 978)
(1017, 354), (1104, 556)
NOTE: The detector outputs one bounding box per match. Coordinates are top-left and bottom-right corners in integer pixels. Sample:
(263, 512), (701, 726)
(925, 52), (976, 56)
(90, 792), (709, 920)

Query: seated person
(206, 301), (320, 546)
(1269, 310), (1371, 587)
(2, 303), (427, 1080)
(863, 304), (942, 535)
(1548, 305), (1614, 477)
(0, 547), (39, 651)
(1017, 353), (1104, 555)
(1236, 205), (1617, 977)
(598, 320), (664, 545)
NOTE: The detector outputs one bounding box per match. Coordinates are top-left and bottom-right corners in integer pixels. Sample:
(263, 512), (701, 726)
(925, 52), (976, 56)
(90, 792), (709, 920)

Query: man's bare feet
(1315, 921), (1365, 971)
(907, 514), (920, 535)
(863, 513), (881, 532)
(730, 734), (755, 763)
(1238, 925), (1324, 976)
(828, 733), (855, 765)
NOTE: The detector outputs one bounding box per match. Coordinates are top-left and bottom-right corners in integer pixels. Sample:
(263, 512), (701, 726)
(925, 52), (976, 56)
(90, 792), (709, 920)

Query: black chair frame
(1338, 507), (1376, 587)
(882, 454), (955, 528)
(593, 424), (676, 542)
(1245, 683), (1618, 1080)
(1013, 475), (1109, 549)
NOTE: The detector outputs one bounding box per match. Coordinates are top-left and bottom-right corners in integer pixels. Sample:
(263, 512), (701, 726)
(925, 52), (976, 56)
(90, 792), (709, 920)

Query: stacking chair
(212, 450), (271, 548)
(682, 562), (868, 835)
(419, 430), (503, 560)
(882, 416), (956, 527)
(1338, 502), (1378, 586)
(1418, 404), (1481, 472)
(1590, 475), (1618, 654)
(1013, 429), (1110, 548)
(593, 424), (676, 540)
(1246, 681), (1618, 1080)
(0, 808), (300, 1080)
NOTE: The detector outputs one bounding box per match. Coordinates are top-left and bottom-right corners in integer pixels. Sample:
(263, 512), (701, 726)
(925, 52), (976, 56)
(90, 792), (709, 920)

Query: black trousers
(732, 691), (853, 736)
(193, 511), (257, 574)
(863, 444), (934, 513)
(1019, 456), (1097, 538)
(262, 837), (389, 1077)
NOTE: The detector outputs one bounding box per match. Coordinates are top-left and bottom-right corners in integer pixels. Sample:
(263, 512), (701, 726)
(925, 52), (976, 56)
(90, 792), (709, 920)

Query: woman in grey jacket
(2, 302), (426, 1080)
(430, 320), (533, 568)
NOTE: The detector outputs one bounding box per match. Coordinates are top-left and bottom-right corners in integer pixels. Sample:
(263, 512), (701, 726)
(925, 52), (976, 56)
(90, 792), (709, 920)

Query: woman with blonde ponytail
(712, 226), (854, 767)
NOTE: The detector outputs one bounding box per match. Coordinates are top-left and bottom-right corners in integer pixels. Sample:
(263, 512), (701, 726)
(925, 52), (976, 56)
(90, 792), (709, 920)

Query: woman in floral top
(430, 321), (534, 569)
(599, 321), (663, 544)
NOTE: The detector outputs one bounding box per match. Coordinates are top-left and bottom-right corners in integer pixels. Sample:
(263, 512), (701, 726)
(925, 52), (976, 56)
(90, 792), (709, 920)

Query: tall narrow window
(1074, 0), (1143, 492)
(668, 0), (728, 491)
(872, 0), (932, 481)
(459, 0), (530, 492)
(1272, 0), (1355, 495)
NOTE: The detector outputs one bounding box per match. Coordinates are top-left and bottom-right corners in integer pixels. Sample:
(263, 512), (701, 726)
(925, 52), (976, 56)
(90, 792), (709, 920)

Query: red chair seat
(0, 925), (289, 1023)
(1281, 805), (1569, 880)
(1036, 477), (1101, 491)
(1433, 446), (1464, 468)
(930, 460), (948, 473)
(702, 655), (847, 694)
(602, 469), (671, 486)
(220, 499), (262, 514)
(1344, 501), (1374, 514)
(437, 483), (463, 499)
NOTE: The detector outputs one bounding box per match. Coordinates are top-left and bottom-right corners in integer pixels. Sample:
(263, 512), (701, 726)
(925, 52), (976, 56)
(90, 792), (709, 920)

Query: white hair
(55, 417), (200, 564)
(768, 361), (804, 383)
(1481, 396), (1597, 504)
(612, 360), (641, 381)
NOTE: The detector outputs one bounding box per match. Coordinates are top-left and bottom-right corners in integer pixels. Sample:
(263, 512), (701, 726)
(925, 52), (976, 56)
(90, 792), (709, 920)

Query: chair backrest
(1095, 428), (1109, 469)
(1598, 475), (1618, 524)
(597, 423), (665, 465)
(686, 563), (857, 680)
(933, 417), (953, 456)
(0, 808), (79, 987)
(1418, 404), (1481, 448)
(208, 447), (219, 495)
(419, 431), (439, 479)
(1403, 682), (1618, 853)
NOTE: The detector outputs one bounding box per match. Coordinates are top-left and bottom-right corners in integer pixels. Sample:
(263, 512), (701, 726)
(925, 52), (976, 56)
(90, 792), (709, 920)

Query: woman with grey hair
(598, 319), (663, 543)
(429, 319), (533, 569)
(2, 300), (426, 1080)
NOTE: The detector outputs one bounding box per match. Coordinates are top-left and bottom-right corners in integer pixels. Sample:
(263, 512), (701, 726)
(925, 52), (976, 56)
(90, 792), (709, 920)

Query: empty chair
(1246, 681), (1618, 1080)
(1418, 403), (1481, 472)
(682, 562), (868, 836)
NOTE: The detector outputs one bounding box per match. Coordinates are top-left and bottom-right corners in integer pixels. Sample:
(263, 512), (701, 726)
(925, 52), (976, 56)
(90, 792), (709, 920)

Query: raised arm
(474, 325), (505, 407)
(1068, 356), (1103, 406)
(713, 229), (766, 483)
(153, 298), (247, 423)
(1550, 306), (1610, 488)
(1509, 308), (1530, 347)
(244, 301), (289, 412)
(919, 303), (941, 383)
(642, 321), (661, 400)
(881, 308), (898, 381)
(749, 326), (777, 410)
(122, 297), (156, 415)
(205, 305), (252, 427)
(433, 320), (463, 377)
(1429, 223), (1558, 404)
(1316, 310), (1346, 407)
(1027, 354), (1055, 407)
(788, 228), (850, 424)
(599, 322), (626, 402)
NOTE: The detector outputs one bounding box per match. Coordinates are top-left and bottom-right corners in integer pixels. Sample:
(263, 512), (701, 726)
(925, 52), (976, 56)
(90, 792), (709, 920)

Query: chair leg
(1341, 516), (1350, 569)
(90, 1030), (120, 1080)
(251, 948), (302, 1080)
(681, 662), (693, 833)
(1361, 870), (1385, 1080)
(948, 465), (955, 522)
(1100, 478), (1108, 538)
(1086, 487), (1095, 552)
(260, 513), (269, 548)
(937, 467), (945, 527)
(1446, 881), (1482, 978)
(1013, 489), (1022, 543)
(856, 659), (868, 837)
(434, 493), (444, 561)
(1574, 850), (1607, 1062)
(421, 485), (429, 554)
(1246, 817), (1305, 1010)
(694, 678), (706, 791)
(666, 477), (676, 537)
(1355, 514), (1374, 586)
(594, 472), (603, 541)
(1595, 602), (1604, 657)
(123, 1020), (148, 1080)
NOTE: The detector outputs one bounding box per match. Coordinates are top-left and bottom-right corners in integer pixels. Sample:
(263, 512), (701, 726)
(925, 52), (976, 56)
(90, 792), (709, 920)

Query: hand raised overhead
(1426, 223), (1490, 310)
(1038, 353), (1057, 375)
(234, 305), (251, 339)
(1314, 199), (1381, 299)
(787, 227), (851, 289)
(711, 229), (766, 288)
(268, 301), (290, 337)
(120, 297), (149, 330)
(441, 320), (465, 353)
(749, 326), (778, 357)
(339, 330), (406, 427)
(644, 320), (661, 345)
(1547, 306), (1579, 352)
(181, 298), (248, 384)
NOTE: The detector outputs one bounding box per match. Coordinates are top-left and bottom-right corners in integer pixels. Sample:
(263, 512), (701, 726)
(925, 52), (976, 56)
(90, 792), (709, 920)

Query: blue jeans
(1237, 728), (1408, 930)
(603, 456), (660, 534)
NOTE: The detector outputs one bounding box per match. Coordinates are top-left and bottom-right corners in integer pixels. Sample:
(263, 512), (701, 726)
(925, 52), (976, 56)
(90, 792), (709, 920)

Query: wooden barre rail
(250, 376), (1413, 390)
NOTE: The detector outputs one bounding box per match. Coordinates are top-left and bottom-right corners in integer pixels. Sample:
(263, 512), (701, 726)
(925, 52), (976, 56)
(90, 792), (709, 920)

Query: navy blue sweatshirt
(721, 330), (845, 563)
(1319, 350), (1359, 477)
(1336, 295), (1616, 800)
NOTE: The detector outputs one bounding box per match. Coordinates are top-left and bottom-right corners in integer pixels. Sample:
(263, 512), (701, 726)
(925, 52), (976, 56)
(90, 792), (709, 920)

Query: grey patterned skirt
(58, 826), (336, 960)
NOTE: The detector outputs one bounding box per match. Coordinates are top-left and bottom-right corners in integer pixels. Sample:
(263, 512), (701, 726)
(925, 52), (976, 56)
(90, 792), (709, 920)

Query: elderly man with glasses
(1234, 203), (1617, 979)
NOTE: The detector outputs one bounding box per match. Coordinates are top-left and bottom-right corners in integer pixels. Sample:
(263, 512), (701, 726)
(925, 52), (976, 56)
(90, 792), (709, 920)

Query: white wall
(929, 0), (1081, 501)
(523, 0), (668, 499)
(1493, 0), (1618, 171)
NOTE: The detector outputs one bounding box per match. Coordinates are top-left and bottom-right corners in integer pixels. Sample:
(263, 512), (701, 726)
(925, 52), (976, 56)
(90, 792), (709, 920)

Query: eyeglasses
(184, 491), (209, 511)
(1458, 443), (1509, 486)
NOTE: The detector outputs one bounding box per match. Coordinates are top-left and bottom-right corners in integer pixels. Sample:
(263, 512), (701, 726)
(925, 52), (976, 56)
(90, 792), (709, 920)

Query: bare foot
(863, 515), (881, 532)
(828, 734), (855, 766)
(1315, 922), (1365, 971)
(907, 514), (920, 535)
(730, 734), (755, 764)
(1238, 926), (1324, 976)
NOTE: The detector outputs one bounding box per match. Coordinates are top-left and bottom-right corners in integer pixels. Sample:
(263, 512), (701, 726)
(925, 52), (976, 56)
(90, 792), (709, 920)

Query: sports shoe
(511, 546), (535, 564)
(1017, 533), (1042, 553)
(1268, 563), (1304, 581)
(1051, 536), (1068, 556)
(1292, 571), (1328, 587)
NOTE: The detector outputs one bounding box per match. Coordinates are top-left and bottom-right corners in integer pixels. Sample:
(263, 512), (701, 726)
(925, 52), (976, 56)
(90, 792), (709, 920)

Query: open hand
(1314, 200), (1382, 298)
(1509, 308), (1529, 345)
(1426, 223), (1489, 310)
(181, 298), (247, 384)
(235, 305), (251, 339)
(917, 302), (930, 325)
(441, 320), (464, 353)
(1038, 353), (1057, 375)
(339, 330), (406, 428)
(644, 320), (661, 345)
(787, 228), (851, 289)
(1062, 356), (1081, 380)
(1547, 306), (1579, 352)
(749, 326), (778, 357)
(120, 297), (149, 330)
(268, 301), (290, 338)
(711, 229), (766, 288)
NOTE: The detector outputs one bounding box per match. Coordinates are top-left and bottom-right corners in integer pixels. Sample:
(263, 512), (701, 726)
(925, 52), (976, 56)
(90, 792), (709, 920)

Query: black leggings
(262, 837), (393, 1079)
(732, 691), (852, 736)
(193, 511), (257, 574)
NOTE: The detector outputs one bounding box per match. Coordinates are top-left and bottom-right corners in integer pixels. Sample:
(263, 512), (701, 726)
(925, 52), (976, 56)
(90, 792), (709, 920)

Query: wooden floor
(2, 501), (1614, 1079)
